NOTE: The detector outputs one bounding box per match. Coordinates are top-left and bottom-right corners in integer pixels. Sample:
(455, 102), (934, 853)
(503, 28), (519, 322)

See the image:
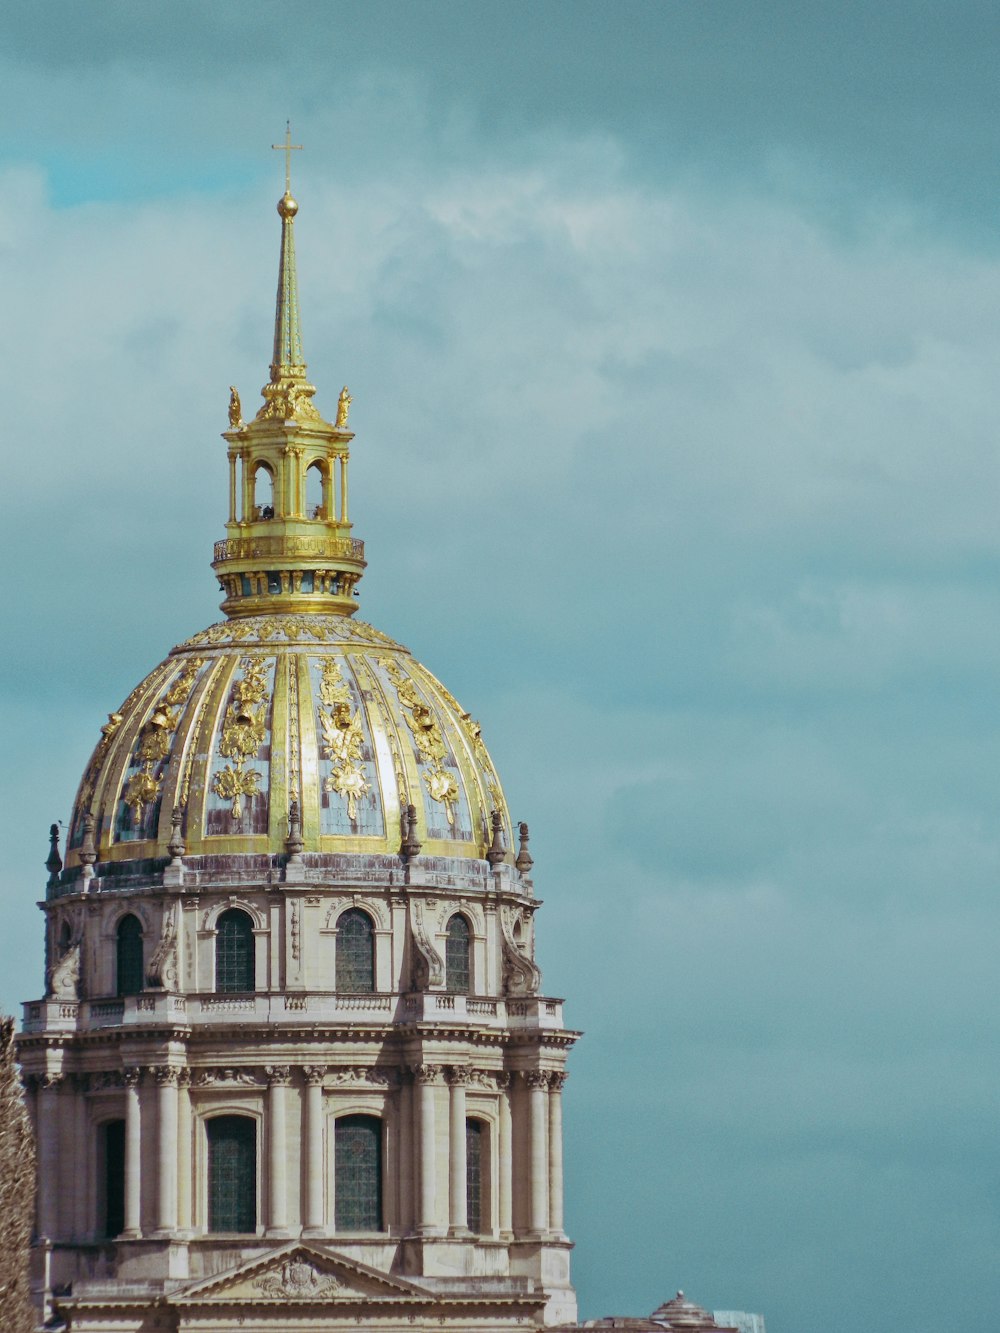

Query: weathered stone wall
(0, 1016), (35, 1333)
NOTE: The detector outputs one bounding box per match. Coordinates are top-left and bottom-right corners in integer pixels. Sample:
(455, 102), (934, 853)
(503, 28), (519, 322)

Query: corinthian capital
(409, 1063), (442, 1085)
(265, 1065), (293, 1087)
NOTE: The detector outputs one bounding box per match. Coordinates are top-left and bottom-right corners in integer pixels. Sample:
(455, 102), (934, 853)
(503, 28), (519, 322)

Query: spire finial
(271, 120), (303, 196)
(269, 124), (306, 380)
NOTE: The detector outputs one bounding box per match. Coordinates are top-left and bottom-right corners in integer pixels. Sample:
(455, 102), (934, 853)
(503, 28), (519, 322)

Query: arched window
(215, 909), (255, 993)
(253, 463), (274, 519)
(306, 460), (327, 518)
(207, 1115), (256, 1233)
(336, 909), (374, 994)
(116, 915), (143, 997)
(101, 1119), (125, 1238)
(335, 1114), (382, 1231)
(466, 1118), (484, 1234)
(445, 914), (471, 994)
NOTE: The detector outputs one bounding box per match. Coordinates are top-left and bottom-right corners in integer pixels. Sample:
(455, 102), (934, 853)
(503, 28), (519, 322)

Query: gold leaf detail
(378, 657), (458, 825)
(211, 656), (271, 817)
(317, 660), (369, 820)
(123, 770), (161, 817)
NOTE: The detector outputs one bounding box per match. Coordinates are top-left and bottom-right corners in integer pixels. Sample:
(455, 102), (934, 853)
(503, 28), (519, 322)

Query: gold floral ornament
(122, 660), (204, 819)
(211, 655), (270, 818)
(317, 658), (369, 820)
(378, 658), (459, 825)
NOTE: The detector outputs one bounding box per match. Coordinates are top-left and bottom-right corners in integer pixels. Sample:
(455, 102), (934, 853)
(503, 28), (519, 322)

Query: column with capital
(411, 1065), (441, 1234)
(266, 1066), (293, 1236)
(122, 1067), (142, 1238)
(547, 1071), (567, 1237)
(446, 1067), (470, 1235)
(302, 1065), (326, 1234)
(495, 1072), (513, 1237)
(154, 1067), (179, 1234)
(176, 1069), (193, 1234)
(525, 1071), (549, 1236)
(35, 1073), (62, 1239)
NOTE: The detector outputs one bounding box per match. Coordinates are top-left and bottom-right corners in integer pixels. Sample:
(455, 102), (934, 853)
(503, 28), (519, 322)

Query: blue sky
(3, 5), (1000, 1331)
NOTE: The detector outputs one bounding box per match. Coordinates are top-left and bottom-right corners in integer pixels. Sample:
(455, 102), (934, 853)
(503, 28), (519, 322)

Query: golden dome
(65, 613), (511, 870)
(62, 169), (516, 875)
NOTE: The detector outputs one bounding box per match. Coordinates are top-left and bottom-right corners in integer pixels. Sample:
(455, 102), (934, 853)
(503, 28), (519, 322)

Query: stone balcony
(21, 990), (566, 1036)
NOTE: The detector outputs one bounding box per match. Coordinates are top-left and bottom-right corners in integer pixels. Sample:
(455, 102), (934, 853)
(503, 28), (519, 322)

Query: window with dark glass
(116, 915), (143, 996)
(445, 914), (471, 994)
(466, 1118), (484, 1233)
(215, 909), (254, 993)
(336, 909), (374, 993)
(334, 1114), (382, 1230)
(207, 1115), (256, 1232)
(102, 1119), (125, 1238)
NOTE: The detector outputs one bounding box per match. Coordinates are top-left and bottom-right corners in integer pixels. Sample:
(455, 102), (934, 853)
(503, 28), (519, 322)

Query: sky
(2, 3), (1000, 1330)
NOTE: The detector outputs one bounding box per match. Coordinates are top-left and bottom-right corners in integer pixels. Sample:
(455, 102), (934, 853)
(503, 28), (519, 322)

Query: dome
(60, 182), (517, 878)
(64, 612), (512, 872)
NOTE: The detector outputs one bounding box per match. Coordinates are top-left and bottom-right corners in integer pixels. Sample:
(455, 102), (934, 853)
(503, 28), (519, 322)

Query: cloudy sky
(3, 4), (1000, 1330)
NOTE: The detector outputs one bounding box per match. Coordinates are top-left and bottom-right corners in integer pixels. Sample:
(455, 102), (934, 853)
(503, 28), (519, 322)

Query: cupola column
(446, 1067), (470, 1234)
(154, 1067), (179, 1234)
(123, 1067), (142, 1237)
(525, 1071), (549, 1235)
(266, 1066), (292, 1236)
(302, 1065), (326, 1234)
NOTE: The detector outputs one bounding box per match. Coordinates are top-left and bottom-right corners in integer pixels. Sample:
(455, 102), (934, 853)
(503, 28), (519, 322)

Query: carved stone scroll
(499, 910), (540, 997)
(409, 899), (444, 991)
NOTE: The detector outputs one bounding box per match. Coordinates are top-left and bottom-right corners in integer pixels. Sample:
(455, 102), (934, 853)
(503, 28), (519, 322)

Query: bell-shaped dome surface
(65, 612), (510, 871)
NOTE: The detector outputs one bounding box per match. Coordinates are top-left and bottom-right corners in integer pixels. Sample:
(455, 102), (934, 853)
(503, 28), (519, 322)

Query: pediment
(174, 1242), (429, 1306)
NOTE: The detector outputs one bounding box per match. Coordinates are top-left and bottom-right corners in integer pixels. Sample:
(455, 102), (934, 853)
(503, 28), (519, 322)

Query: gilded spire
(215, 134), (367, 621)
(270, 123), (305, 382)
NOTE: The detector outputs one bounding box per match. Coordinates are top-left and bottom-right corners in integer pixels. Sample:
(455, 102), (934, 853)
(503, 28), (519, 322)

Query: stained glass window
(336, 909), (374, 993)
(466, 1118), (484, 1234)
(207, 1115), (256, 1233)
(116, 915), (143, 997)
(445, 915), (471, 994)
(216, 909), (254, 993)
(102, 1119), (125, 1238)
(335, 1115), (382, 1230)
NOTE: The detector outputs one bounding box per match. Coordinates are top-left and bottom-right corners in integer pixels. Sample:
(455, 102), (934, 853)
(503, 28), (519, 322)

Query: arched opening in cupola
(252, 462), (275, 520)
(306, 459), (329, 519)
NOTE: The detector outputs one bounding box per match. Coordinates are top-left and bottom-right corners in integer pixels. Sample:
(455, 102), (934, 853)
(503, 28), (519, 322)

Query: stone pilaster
(548, 1070), (567, 1237)
(266, 1066), (293, 1236)
(302, 1065), (326, 1234)
(122, 1067), (142, 1238)
(525, 1071), (549, 1236)
(153, 1067), (180, 1234)
(446, 1066), (471, 1235)
(410, 1064), (442, 1235)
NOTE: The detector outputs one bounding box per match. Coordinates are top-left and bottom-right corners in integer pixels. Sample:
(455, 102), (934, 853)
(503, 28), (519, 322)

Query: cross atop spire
(271, 120), (303, 194)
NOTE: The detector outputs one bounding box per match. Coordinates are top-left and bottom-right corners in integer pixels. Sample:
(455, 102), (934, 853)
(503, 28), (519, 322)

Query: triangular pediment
(174, 1242), (429, 1305)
